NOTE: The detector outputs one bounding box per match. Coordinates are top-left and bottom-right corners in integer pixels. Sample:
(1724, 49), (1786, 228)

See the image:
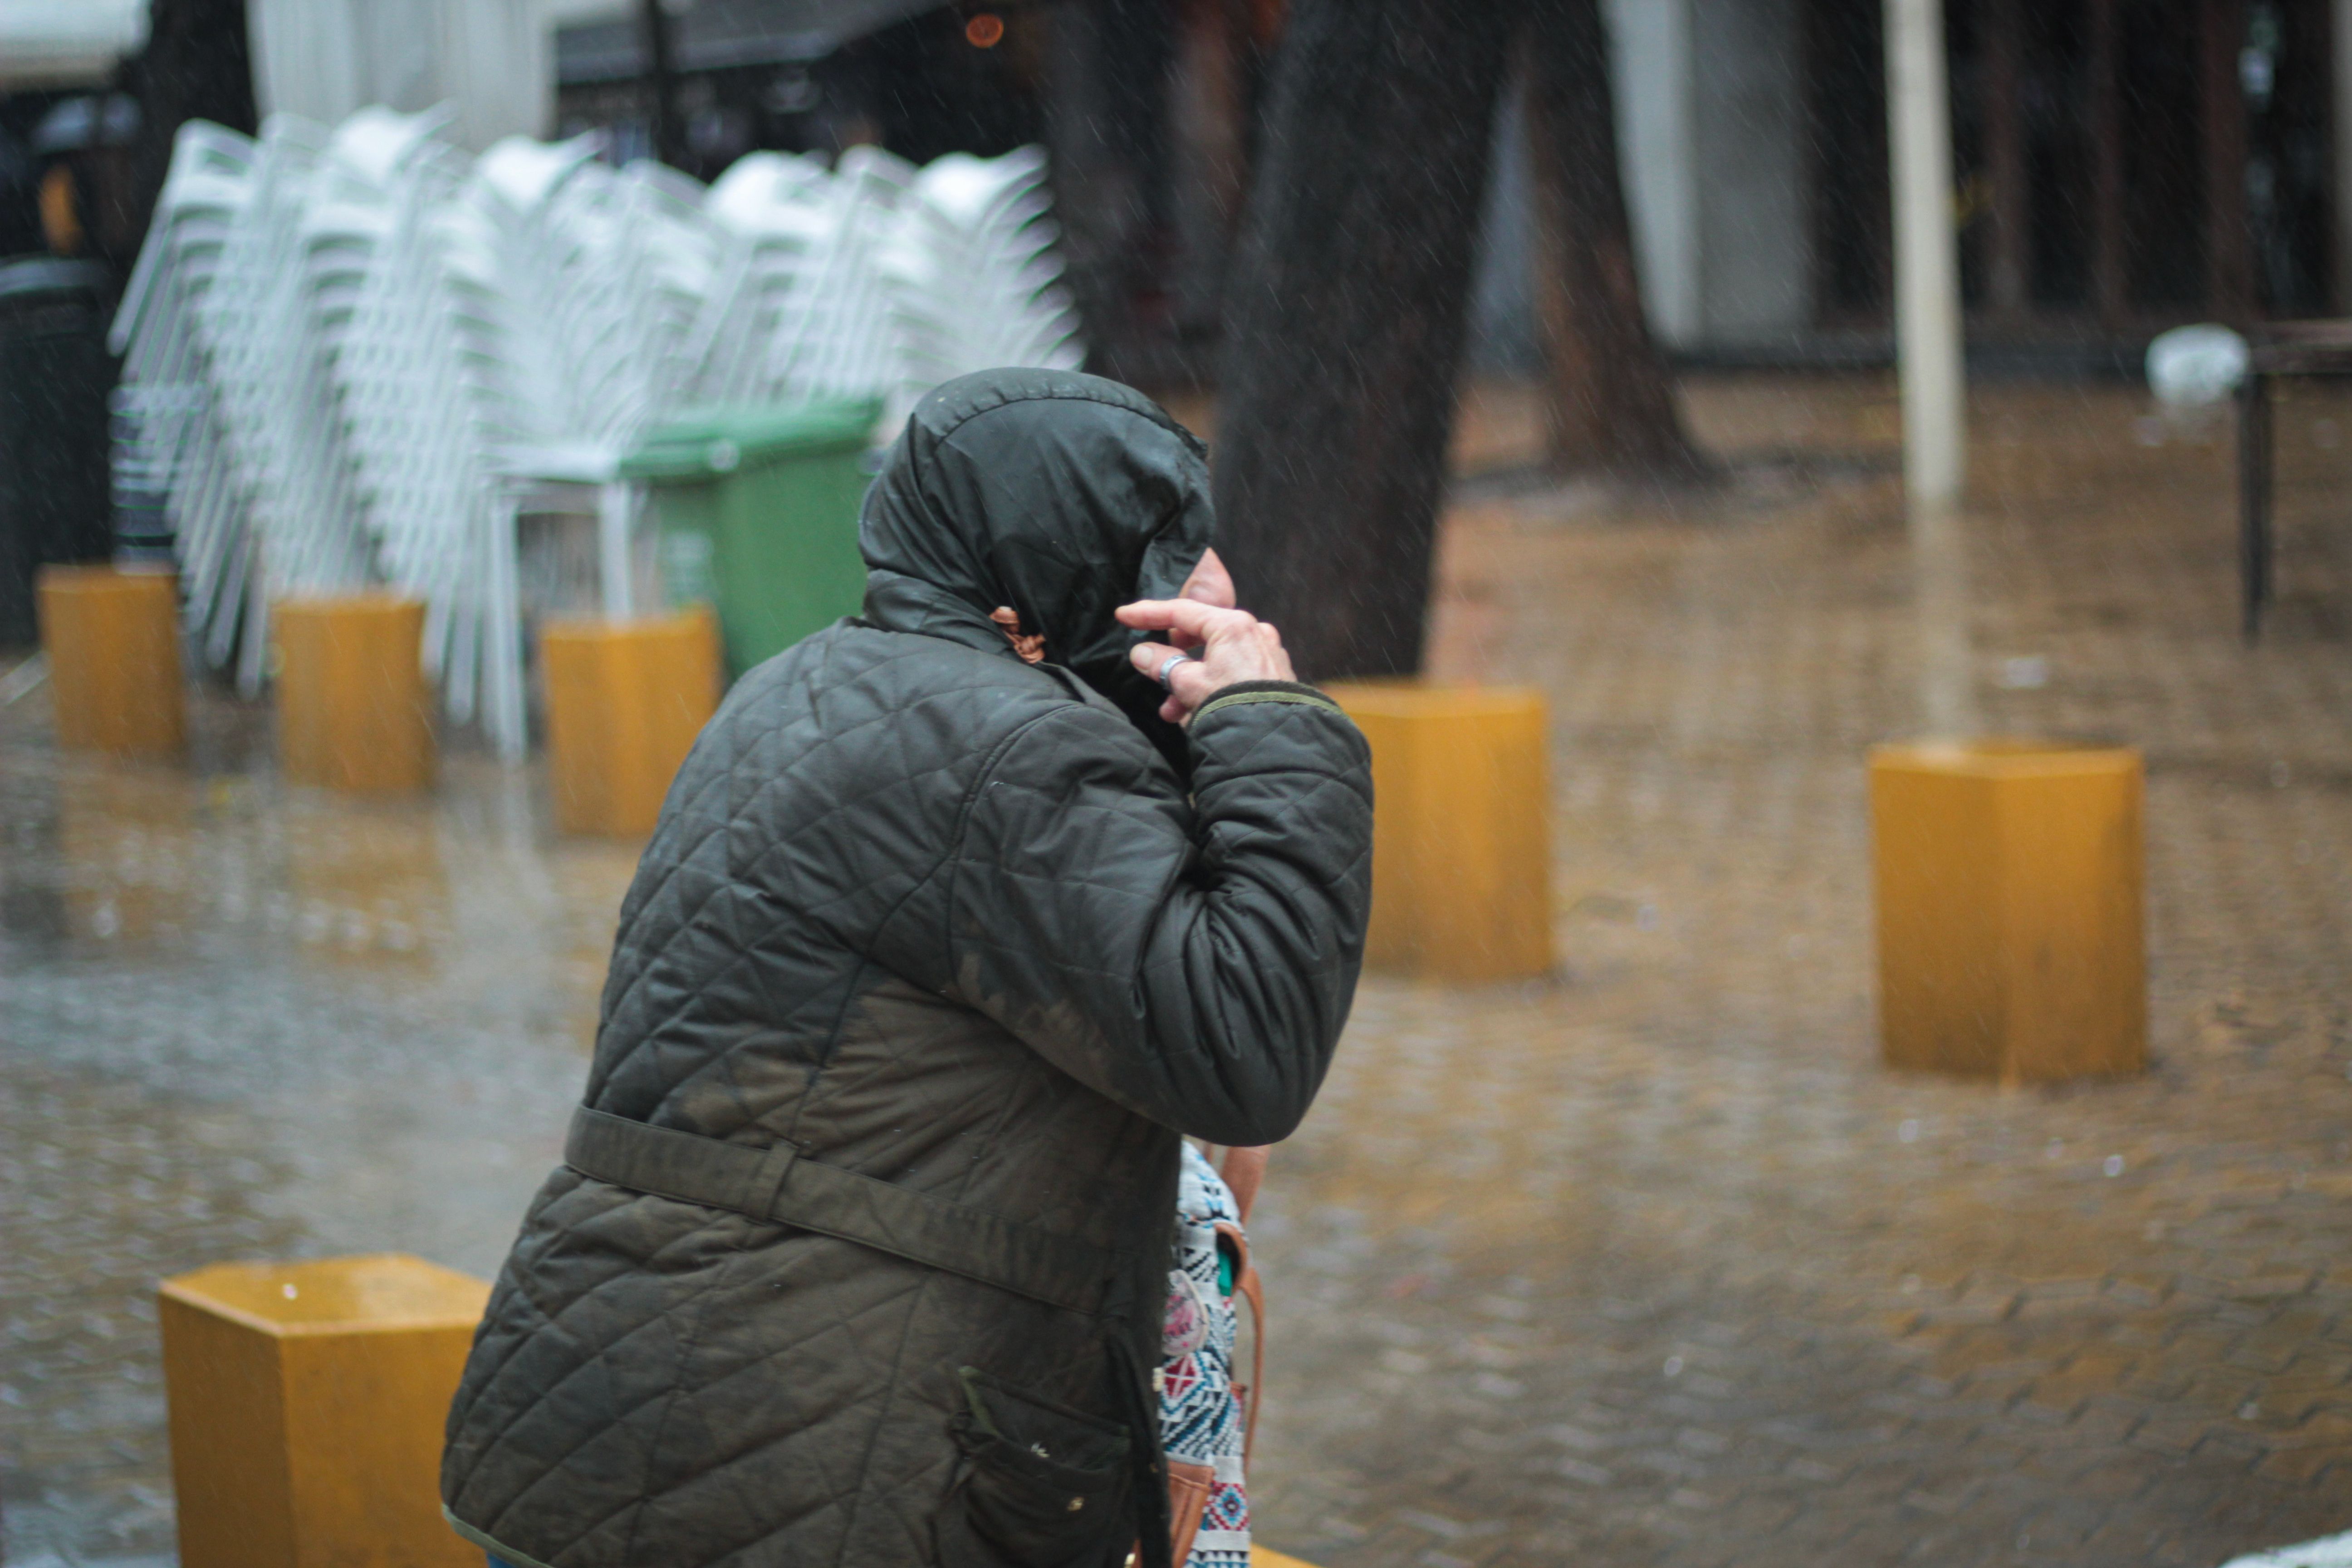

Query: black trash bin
(0, 256), (115, 646)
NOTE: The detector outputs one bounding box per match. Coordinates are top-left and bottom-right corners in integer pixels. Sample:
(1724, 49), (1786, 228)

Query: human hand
(1117, 597), (1298, 723)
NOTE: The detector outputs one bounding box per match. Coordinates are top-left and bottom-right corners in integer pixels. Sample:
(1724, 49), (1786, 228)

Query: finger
(1259, 622), (1297, 681)
(1116, 598), (1251, 641)
(1164, 657), (1220, 705)
(1130, 641), (1219, 705)
(1127, 638), (1185, 678)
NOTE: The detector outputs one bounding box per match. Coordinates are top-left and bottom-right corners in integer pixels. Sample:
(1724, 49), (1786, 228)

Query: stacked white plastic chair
(113, 109), (452, 697)
(461, 145), (727, 749)
(302, 108), (471, 681)
(138, 117), (338, 692)
(879, 146), (1084, 420)
(542, 158), (723, 450)
(686, 150), (840, 407)
(199, 115), (407, 693)
(114, 110), (1087, 761)
(688, 145), (914, 410)
(329, 115), (512, 738)
(109, 122), (258, 678)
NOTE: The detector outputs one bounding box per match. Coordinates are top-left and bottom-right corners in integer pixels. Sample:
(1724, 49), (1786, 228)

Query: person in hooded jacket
(441, 368), (1374, 1568)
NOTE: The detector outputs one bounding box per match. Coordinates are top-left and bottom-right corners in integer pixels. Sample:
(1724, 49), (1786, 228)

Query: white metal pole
(1886, 0), (1965, 510)
(598, 482), (636, 622)
(1885, 0), (1977, 736)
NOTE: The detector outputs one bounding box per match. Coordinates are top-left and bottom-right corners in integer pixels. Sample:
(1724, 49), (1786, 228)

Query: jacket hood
(859, 368), (1214, 745)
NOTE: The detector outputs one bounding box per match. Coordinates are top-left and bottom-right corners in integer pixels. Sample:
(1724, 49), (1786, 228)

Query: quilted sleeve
(941, 683), (1373, 1146)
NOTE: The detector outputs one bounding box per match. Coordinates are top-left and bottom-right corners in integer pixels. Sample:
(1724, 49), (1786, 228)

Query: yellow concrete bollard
(1323, 683), (1552, 984)
(274, 596), (433, 794)
(158, 1254), (490, 1568)
(1871, 740), (2146, 1084)
(540, 608), (722, 837)
(36, 564), (185, 754)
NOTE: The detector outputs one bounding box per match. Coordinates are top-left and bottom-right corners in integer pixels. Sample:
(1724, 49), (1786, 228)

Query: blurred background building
(1, 0), (2345, 377)
(8, 0), (2342, 639)
(529, 0), (2352, 377)
(1607, 0), (2344, 367)
(245, 0), (552, 154)
(0, 0), (2333, 383)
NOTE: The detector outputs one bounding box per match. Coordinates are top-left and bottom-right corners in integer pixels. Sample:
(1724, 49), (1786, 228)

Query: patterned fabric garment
(1162, 1144), (1250, 1568)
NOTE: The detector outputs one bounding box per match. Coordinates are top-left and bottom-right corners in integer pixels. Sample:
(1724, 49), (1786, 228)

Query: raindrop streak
(2104, 1155), (2126, 1177)
(1662, 1356), (1684, 1377)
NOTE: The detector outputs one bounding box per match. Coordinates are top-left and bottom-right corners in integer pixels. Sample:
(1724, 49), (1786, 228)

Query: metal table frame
(2238, 319), (2352, 641)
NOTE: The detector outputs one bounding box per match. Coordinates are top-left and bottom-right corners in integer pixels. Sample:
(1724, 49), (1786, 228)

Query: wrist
(1188, 679), (1343, 726)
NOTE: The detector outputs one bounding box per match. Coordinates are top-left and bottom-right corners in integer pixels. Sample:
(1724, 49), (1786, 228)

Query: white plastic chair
(116, 113), (1088, 763)
(111, 121), (258, 671)
(879, 146), (1084, 424)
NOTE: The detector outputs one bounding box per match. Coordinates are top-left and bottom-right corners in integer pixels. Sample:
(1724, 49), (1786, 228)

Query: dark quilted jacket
(441, 370), (1373, 1568)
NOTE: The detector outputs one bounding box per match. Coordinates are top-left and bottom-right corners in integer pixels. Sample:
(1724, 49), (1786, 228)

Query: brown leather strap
(1207, 1144), (1271, 1470)
(1165, 1460), (1214, 1564)
(1212, 1215), (1266, 1471)
(1235, 1263), (1265, 1467)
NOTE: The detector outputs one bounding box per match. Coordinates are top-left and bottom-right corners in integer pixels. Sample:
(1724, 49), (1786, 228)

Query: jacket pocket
(938, 1366), (1132, 1568)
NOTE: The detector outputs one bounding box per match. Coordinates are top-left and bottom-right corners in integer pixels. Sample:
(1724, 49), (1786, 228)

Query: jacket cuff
(1190, 681), (1348, 725)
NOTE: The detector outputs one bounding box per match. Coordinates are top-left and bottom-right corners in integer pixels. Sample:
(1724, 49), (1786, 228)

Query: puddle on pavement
(6, 373), (2352, 1567)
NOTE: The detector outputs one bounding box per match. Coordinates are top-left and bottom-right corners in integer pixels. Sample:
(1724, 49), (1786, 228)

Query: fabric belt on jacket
(563, 1105), (1125, 1318)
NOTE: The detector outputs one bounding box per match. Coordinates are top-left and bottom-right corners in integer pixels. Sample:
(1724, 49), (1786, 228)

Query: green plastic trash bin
(620, 400), (882, 675)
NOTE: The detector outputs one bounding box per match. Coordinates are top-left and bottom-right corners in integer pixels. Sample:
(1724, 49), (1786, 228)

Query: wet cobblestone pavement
(6, 375), (2352, 1565)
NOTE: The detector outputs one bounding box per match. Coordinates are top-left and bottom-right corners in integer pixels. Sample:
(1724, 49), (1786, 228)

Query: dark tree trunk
(122, 0), (257, 255)
(1524, 0), (1703, 477)
(1166, 0), (1253, 344)
(1042, 0), (1174, 379)
(1211, 0), (1514, 680)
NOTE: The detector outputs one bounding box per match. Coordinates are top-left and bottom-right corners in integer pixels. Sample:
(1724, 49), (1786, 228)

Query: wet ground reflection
(5, 372), (2352, 1565)
(0, 728), (637, 1562)
(1254, 375), (2352, 1567)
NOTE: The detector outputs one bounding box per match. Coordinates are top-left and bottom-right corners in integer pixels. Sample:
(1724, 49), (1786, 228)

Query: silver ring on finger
(1156, 652), (1197, 690)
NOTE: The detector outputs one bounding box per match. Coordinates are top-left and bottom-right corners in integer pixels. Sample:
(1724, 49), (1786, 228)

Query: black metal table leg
(2240, 369), (2274, 642)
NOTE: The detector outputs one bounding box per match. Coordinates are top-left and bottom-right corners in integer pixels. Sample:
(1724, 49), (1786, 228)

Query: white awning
(0, 0), (148, 89)
(247, 0), (554, 152)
